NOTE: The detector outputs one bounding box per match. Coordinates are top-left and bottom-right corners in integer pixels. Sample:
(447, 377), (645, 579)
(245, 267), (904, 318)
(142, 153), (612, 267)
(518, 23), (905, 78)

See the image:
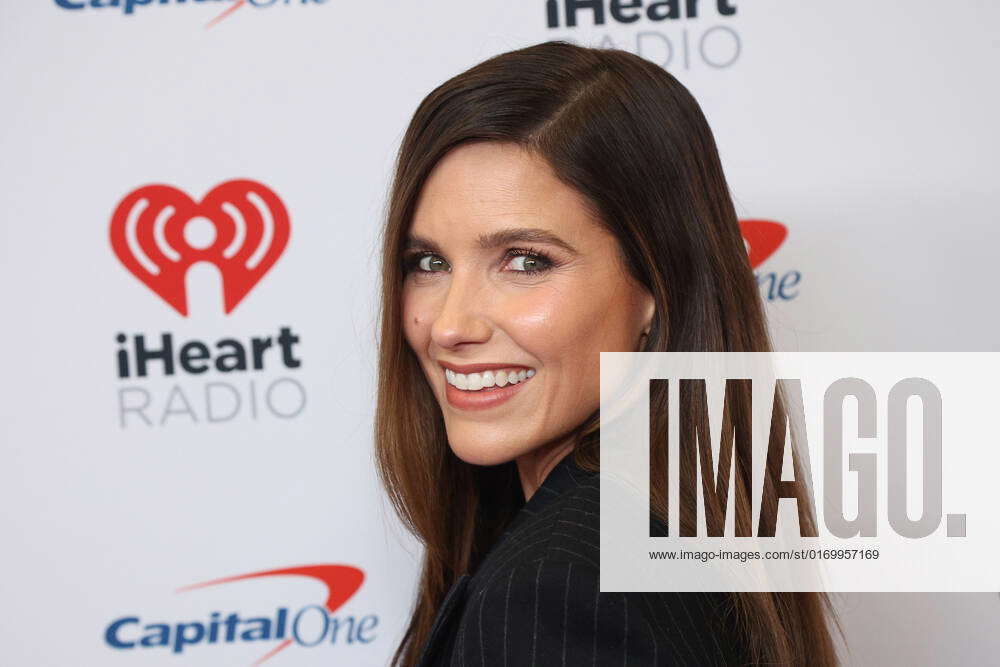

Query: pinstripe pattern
(415, 454), (751, 666)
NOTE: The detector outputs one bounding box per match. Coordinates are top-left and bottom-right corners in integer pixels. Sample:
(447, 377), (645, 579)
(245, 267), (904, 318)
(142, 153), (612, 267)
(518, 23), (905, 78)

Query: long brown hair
(375, 40), (841, 666)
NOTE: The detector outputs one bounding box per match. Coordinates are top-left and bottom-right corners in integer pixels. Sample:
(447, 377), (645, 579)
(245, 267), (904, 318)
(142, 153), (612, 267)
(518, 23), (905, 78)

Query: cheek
(503, 286), (604, 369)
(504, 278), (640, 381)
(401, 288), (431, 350)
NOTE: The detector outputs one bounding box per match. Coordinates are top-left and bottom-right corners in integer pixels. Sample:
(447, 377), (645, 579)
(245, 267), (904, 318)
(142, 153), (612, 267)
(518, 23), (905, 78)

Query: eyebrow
(404, 227), (580, 255)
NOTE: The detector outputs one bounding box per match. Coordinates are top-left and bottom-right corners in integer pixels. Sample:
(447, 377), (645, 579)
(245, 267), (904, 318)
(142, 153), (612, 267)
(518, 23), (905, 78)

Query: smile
(438, 365), (537, 411)
(444, 367), (535, 391)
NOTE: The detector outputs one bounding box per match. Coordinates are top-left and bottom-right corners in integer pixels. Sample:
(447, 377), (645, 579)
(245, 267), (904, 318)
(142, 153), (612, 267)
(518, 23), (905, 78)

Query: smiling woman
(400, 141), (655, 481)
(374, 40), (840, 666)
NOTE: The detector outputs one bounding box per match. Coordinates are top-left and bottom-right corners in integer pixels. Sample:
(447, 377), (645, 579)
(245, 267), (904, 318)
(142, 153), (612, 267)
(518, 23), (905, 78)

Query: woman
(375, 40), (840, 666)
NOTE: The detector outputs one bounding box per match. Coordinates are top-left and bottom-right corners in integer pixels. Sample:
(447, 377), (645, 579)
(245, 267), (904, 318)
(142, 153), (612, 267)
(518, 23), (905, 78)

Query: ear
(642, 292), (656, 334)
(639, 290), (655, 336)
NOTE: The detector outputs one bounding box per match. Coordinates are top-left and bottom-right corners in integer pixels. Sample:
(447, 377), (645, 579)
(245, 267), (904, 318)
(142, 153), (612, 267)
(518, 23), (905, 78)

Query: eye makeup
(401, 246), (558, 277)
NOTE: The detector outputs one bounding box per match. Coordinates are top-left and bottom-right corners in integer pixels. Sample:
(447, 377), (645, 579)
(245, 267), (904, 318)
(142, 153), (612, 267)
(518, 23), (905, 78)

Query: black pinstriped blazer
(415, 454), (751, 666)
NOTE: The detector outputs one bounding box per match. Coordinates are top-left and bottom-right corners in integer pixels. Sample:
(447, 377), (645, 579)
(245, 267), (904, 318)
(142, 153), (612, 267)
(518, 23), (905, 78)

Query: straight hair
(375, 40), (841, 666)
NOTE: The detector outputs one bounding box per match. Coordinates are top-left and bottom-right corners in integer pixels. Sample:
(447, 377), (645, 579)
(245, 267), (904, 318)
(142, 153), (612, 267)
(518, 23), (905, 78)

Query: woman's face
(401, 141), (654, 467)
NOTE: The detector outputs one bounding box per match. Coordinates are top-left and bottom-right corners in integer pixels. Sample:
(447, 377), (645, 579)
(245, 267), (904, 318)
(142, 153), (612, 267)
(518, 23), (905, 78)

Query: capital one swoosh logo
(739, 219), (788, 269)
(177, 564), (365, 664)
(109, 179), (290, 316)
(104, 563), (370, 662)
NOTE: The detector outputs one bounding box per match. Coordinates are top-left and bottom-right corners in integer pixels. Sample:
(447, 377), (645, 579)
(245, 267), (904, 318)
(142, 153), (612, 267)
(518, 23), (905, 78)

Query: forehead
(409, 142), (601, 245)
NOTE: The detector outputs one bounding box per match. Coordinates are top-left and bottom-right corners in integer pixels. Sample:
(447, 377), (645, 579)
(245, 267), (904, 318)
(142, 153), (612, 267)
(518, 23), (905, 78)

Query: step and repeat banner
(1, 1), (997, 665)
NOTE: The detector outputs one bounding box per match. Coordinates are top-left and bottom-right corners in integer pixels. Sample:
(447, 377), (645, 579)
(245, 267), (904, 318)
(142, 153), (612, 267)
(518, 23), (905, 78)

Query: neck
(515, 439), (576, 501)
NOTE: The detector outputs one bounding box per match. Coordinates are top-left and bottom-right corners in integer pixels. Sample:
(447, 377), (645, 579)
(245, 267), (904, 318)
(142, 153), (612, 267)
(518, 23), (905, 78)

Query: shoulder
(470, 476), (667, 583)
(451, 556), (748, 666)
(453, 481), (749, 665)
(473, 474), (602, 586)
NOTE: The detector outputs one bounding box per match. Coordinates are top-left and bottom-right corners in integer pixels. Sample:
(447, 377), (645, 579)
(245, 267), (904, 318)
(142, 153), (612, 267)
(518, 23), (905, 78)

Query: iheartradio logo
(109, 179), (290, 316)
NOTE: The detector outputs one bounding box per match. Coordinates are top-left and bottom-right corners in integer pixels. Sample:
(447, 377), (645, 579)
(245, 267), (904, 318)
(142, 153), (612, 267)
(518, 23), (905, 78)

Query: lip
(441, 366), (535, 411)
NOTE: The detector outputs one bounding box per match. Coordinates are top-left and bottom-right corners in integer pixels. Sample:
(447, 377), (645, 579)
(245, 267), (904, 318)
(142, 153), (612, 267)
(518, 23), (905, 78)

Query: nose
(429, 269), (493, 350)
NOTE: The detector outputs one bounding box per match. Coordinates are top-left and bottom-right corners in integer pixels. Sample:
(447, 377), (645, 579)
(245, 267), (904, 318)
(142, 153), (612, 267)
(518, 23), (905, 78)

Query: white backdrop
(1, 1), (998, 664)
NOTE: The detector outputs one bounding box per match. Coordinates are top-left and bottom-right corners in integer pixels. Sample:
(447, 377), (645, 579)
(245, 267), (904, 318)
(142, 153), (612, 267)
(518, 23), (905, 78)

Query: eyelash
(402, 247), (556, 277)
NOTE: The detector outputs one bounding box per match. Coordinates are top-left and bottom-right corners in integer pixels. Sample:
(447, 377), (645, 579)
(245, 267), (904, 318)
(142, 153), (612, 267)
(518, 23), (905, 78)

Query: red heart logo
(738, 219), (787, 269)
(109, 179), (290, 316)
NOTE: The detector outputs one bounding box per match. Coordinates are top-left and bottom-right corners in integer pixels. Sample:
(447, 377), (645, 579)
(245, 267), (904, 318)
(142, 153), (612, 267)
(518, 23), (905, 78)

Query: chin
(447, 440), (517, 467)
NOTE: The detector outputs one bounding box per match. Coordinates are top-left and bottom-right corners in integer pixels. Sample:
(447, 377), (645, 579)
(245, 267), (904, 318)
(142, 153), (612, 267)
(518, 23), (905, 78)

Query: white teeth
(444, 367), (536, 391)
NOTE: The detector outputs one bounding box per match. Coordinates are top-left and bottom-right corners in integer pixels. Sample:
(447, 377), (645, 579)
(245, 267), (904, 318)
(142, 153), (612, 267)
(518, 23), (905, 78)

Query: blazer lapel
(414, 573), (471, 667)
